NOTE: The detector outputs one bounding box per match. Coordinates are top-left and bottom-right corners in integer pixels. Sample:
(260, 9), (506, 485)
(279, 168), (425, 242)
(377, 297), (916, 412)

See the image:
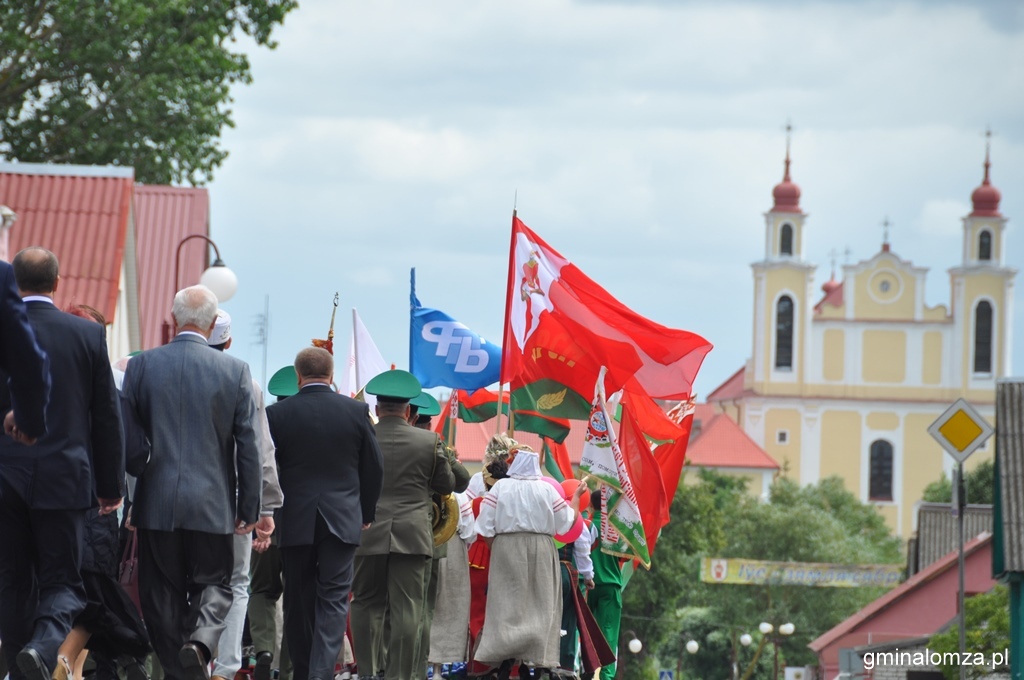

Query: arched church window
(978, 230), (992, 261)
(974, 301), (993, 374)
(780, 224), (794, 256)
(775, 295), (793, 370)
(869, 440), (893, 501)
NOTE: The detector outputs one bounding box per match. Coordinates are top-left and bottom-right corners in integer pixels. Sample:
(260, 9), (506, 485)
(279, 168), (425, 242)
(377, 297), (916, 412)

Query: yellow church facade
(707, 139), (1015, 537)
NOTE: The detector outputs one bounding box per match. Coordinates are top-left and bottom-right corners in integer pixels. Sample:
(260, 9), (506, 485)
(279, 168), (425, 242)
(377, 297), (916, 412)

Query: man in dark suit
(0, 258), (49, 444)
(122, 285), (262, 680)
(265, 347), (383, 680)
(350, 370), (455, 680)
(0, 247), (124, 680)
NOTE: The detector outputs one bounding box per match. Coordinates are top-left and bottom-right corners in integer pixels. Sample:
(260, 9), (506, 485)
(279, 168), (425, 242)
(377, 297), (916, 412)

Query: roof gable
(133, 185), (210, 349)
(686, 408), (779, 470)
(0, 164), (134, 323)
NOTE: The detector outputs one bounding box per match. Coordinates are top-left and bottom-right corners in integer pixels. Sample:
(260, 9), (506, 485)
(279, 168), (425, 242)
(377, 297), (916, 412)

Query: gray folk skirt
(429, 535), (471, 663)
(473, 532), (562, 669)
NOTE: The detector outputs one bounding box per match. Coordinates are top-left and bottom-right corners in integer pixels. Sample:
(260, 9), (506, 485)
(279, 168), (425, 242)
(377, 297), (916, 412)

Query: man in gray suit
(122, 285), (262, 680)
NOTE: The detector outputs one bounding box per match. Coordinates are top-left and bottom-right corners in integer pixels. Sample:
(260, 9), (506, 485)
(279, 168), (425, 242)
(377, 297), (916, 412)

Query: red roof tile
(448, 420), (588, 464)
(808, 533), (992, 652)
(1, 165), (133, 323)
(707, 366), (745, 402)
(133, 186), (210, 348)
(686, 410), (779, 470)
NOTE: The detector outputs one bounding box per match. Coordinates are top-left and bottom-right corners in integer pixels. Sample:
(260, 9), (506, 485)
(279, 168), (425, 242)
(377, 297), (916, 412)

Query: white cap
(209, 309), (232, 346)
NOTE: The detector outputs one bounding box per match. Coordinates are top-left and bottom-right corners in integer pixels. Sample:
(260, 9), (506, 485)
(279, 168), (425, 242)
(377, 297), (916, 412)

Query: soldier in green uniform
(408, 391), (470, 677)
(350, 371), (456, 680)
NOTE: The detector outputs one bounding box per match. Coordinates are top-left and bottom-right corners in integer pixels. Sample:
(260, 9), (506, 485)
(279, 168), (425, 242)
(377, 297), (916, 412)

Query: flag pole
(409, 267), (416, 376)
(498, 206), (518, 436)
(352, 307), (360, 392)
(447, 391), (457, 446)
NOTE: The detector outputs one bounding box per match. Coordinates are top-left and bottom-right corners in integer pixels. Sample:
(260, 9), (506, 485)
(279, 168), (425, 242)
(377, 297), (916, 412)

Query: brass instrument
(431, 493), (459, 547)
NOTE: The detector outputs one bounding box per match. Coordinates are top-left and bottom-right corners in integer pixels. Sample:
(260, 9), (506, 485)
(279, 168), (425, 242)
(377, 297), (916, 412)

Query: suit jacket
(252, 378), (283, 514)
(265, 384), (383, 547)
(356, 415), (455, 557)
(122, 333), (261, 533)
(0, 300), (123, 509)
(0, 263), (48, 439)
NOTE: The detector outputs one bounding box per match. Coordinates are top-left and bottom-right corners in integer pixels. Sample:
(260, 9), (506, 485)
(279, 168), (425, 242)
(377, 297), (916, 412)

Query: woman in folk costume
(427, 489), (476, 668)
(473, 445), (585, 675)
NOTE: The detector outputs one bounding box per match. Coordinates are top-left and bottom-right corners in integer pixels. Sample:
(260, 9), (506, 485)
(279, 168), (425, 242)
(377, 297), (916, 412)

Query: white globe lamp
(740, 634), (753, 647)
(779, 623), (795, 636)
(686, 640), (699, 654)
(628, 637), (643, 654)
(199, 259), (238, 303)
(759, 622), (774, 635)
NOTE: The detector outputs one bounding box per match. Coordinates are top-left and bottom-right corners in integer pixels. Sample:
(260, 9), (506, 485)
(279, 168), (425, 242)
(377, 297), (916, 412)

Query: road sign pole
(957, 462), (966, 680)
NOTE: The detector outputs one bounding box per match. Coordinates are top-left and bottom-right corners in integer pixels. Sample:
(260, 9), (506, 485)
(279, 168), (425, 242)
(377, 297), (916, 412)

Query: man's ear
(225, 337), (233, 350)
(52, 275), (60, 294)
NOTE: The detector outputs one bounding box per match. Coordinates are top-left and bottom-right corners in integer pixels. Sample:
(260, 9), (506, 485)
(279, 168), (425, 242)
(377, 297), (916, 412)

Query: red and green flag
(541, 437), (574, 482)
(501, 215), (713, 406)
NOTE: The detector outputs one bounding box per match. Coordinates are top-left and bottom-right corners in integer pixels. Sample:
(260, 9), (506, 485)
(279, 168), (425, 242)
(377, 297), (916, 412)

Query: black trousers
(280, 514), (357, 680)
(0, 476), (86, 679)
(137, 528), (233, 680)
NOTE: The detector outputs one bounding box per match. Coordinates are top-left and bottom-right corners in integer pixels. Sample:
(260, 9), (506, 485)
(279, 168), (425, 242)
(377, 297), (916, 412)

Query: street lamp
(161, 234), (238, 344)
(773, 623), (795, 680)
(627, 631), (643, 654)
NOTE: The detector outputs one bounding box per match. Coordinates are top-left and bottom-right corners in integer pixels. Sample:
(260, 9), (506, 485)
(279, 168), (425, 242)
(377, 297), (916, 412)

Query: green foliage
(0, 0), (297, 184)
(928, 585), (1011, 680)
(921, 461), (995, 505)
(619, 470), (737, 679)
(620, 474), (903, 680)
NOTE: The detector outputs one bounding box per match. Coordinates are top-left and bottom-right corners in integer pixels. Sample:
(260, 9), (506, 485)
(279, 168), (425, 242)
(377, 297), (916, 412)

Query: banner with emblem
(581, 368), (651, 568)
(410, 268), (501, 390)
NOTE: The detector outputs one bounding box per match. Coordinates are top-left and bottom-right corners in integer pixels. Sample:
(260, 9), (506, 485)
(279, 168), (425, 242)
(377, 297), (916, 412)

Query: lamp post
(773, 623), (795, 680)
(676, 634), (699, 679)
(161, 235), (238, 344)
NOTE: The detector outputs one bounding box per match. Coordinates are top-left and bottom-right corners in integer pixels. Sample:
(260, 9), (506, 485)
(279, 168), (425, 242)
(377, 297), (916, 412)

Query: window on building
(780, 223), (794, 256)
(869, 440), (894, 501)
(775, 295), (794, 369)
(974, 301), (993, 374)
(978, 230), (992, 261)
(776, 430), (788, 444)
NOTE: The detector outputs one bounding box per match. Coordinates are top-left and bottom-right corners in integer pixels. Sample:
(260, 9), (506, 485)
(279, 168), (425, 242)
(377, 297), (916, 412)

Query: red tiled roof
(133, 185), (210, 349)
(1, 165), (134, 323)
(707, 366), (745, 402)
(449, 420), (588, 464)
(686, 409), (779, 470)
(808, 533), (993, 652)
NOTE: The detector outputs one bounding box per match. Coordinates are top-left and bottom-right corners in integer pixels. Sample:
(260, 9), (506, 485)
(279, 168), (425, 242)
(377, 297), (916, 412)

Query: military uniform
(350, 372), (455, 680)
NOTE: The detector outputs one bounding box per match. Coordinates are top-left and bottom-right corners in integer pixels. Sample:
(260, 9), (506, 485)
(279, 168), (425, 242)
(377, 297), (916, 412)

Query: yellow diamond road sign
(927, 398), (994, 464)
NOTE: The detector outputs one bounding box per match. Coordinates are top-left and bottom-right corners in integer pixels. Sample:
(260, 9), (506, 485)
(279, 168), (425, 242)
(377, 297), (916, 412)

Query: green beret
(410, 391), (441, 416)
(365, 369), (421, 401)
(268, 365), (299, 397)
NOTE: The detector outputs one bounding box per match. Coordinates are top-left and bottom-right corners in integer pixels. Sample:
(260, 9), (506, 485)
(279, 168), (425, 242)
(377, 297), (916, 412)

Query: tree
(0, 0), (296, 184)
(928, 585), (1011, 680)
(922, 460), (995, 505)
(621, 474), (903, 680)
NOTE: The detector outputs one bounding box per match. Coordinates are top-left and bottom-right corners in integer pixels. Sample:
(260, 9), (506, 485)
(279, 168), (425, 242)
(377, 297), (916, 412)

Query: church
(701, 135), (1014, 537)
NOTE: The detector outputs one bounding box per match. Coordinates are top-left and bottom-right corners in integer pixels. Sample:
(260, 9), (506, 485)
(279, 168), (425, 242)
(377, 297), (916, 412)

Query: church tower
(951, 135), (1016, 398)
(751, 127), (816, 397)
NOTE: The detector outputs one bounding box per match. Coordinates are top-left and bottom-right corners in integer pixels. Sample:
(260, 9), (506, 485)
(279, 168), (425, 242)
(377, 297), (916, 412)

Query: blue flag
(410, 270), (501, 390)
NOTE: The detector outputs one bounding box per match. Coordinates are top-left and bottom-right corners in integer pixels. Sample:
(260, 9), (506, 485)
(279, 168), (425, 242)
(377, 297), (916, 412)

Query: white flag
(338, 309), (389, 412)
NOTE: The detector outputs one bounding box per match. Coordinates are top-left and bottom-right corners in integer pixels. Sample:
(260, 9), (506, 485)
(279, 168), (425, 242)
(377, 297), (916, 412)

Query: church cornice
(948, 265), (1017, 278)
(751, 259), (817, 272)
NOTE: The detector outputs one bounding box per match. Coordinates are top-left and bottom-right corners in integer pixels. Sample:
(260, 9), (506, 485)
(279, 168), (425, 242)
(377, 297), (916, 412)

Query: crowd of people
(0, 246), (625, 680)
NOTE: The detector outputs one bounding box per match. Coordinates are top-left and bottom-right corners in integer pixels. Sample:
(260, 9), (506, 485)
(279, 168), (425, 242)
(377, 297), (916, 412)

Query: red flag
(501, 216), (712, 401)
(435, 390), (460, 445)
(622, 377), (687, 443)
(618, 398), (668, 558)
(653, 397), (696, 523)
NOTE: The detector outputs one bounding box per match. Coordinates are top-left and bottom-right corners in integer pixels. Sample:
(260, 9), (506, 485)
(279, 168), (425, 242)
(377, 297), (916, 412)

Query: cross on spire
(882, 216), (891, 245)
(982, 126), (994, 184)
(827, 248), (840, 279)
(782, 119), (793, 181)
(843, 246), (852, 264)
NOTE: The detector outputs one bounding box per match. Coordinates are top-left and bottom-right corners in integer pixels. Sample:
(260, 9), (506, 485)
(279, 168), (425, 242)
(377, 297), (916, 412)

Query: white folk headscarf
(507, 447), (541, 480)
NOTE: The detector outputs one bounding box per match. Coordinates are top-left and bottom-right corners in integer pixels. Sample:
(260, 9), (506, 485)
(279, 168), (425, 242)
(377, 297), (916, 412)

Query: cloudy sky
(209, 0), (1024, 400)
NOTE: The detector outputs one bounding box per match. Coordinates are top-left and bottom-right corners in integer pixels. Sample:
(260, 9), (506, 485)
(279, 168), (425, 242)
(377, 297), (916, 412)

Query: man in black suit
(0, 258), (49, 444)
(0, 247), (124, 680)
(265, 347), (383, 680)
